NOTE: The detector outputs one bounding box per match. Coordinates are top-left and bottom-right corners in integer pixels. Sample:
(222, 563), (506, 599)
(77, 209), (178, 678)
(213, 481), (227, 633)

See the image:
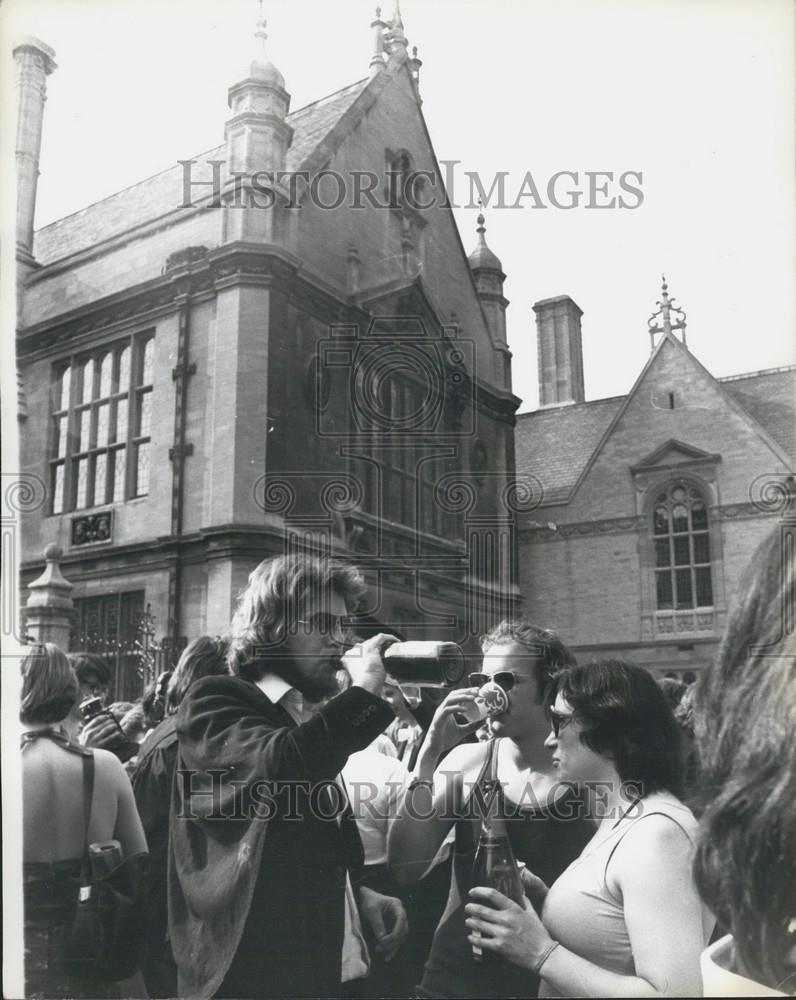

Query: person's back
(19, 643), (147, 1000)
(23, 736), (144, 862)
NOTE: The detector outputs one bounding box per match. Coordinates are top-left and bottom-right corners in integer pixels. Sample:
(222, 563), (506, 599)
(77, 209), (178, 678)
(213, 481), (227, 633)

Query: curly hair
(228, 555), (366, 681)
(692, 525), (796, 989)
(480, 620), (576, 703)
(555, 659), (683, 797)
(20, 643), (79, 725)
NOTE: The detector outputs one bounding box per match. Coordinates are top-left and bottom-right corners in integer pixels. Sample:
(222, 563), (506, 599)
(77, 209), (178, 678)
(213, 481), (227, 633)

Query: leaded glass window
(652, 484), (713, 610)
(50, 333), (154, 513)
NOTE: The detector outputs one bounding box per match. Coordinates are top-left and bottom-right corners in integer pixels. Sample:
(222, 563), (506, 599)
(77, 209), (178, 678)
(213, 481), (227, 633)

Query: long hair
(555, 659), (683, 797)
(481, 620), (576, 704)
(228, 555), (366, 681)
(20, 643), (79, 725)
(166, 635), (229, 712)
(692, 525), (796, 988)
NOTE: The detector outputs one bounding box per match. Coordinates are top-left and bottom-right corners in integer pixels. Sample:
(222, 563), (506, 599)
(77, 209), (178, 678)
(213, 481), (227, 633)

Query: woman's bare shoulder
(92, 747), (130, 785)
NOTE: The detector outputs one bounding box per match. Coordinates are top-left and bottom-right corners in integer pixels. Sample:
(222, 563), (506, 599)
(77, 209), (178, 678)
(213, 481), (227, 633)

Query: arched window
(652, 483), (713, 610)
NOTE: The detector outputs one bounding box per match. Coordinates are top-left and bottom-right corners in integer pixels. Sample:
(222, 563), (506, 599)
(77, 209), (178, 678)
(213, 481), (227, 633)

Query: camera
(78, 697), (140, 764)
(79, 696), (106, 723)
(314, 317), (476, 438)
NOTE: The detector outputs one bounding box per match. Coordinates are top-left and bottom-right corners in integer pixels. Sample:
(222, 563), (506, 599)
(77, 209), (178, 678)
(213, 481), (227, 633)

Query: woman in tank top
(464, 659), (714, 997)
(389, 622), (593, 998)
(20, 643), (148, 999)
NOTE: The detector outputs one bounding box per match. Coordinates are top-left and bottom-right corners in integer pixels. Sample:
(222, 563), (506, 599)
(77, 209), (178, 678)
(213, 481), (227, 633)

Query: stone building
(516, 282), (795, 679)
(15, 7), (521, 691)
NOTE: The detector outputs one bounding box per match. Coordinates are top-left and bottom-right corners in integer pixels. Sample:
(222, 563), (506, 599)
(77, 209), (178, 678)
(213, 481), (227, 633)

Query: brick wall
(518, 337), (793, 659)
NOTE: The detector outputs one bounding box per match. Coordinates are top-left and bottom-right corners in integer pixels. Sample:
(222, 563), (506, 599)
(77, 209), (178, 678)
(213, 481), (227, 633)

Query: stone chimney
(14, 36), (57, 263)
(533, 295), (585, 407)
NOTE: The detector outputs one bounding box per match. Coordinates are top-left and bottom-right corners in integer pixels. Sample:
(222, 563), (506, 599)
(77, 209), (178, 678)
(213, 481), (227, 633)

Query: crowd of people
(17, 524), (795, 998)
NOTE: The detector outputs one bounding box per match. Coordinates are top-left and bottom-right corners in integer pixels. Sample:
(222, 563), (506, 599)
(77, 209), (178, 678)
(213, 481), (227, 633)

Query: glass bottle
(471, 778), (524, 963)
(381, 640), (465, 687)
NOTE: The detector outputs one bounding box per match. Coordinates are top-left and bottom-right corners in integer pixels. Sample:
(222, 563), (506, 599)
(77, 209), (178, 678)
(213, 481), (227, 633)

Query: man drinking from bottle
(388, 621), (593, 998)
(169, 554), (408, 999)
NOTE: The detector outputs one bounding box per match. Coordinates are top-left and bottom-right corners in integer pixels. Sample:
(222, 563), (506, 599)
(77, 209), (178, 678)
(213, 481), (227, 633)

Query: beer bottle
(471, 778), (524, 963)
(382, 640), (465, 687)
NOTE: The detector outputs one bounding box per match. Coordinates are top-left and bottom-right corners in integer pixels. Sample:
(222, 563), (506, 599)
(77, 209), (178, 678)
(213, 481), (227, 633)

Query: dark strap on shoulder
(79, 752), (95, 886)
(487, 736), (501, 784)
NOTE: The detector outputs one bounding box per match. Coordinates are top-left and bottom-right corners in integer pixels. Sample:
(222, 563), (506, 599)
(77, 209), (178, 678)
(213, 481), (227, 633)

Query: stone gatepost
(24, 544), (74, 650)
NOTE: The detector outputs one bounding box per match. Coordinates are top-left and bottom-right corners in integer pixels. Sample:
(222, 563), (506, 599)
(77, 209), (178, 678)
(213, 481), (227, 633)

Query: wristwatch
(406, 776), (434, 793)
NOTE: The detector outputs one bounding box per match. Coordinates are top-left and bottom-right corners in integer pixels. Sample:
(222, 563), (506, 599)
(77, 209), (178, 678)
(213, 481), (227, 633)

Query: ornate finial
(238, 0), (285, 90)
(408, 42), (422, 97)
(468, 202), (503, 272)
(648, 274), (687, 351)
(476, 200), (486, 239)
(386, 0), (408, 55)
(370, 5), (388, 75)
(255, 0), (267, 45)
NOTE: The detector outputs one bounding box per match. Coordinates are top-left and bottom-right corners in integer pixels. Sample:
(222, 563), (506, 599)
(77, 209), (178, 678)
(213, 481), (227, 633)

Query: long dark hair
(555, 659), (683, 797)
(692, 525), (796, 988)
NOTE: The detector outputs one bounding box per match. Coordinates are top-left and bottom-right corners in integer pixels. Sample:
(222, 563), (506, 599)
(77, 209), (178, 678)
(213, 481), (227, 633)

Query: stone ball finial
(44, 543), (62, 561)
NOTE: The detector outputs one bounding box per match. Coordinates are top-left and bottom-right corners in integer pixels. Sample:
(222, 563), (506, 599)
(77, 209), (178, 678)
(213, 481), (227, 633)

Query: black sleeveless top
(419, 739), (594, 999)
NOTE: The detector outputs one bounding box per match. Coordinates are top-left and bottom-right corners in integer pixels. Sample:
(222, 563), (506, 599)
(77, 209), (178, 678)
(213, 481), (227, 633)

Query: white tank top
(539, 791), (698, 997)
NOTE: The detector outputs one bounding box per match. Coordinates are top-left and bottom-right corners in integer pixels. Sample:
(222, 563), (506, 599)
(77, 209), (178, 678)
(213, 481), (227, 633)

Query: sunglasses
(549, 709), (574, 738)
(468, 671), (524, 692)
(295, 613), (351, 644)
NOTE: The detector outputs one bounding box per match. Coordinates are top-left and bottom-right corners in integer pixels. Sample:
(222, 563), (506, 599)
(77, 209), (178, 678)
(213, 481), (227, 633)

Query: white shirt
(255, 673), (370, 982)
(342, 748), (409, 866)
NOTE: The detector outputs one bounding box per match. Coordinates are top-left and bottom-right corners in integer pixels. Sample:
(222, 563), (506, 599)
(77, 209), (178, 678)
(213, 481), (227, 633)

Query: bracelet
(533, 939), (560, 976)
(406, 776), (434, 793)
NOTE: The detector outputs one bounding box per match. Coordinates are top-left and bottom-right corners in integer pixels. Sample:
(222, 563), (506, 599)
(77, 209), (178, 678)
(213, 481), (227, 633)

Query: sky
(4, 0), (795, 411)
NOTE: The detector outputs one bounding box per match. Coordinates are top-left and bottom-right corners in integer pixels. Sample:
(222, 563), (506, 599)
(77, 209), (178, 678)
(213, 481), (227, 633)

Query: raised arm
(388, 688), (484, 885)
(178, 676), (394, 788)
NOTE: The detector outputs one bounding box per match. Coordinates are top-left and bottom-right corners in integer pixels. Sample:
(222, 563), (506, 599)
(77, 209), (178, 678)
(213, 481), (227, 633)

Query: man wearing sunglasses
(389, 620), (593, 999)
(169, 554), (408, 1000)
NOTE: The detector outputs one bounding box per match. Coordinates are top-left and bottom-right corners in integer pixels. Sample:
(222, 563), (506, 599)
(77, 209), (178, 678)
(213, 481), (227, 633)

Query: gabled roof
(33, 78), (369, 266)
(516, 341), (795, 507)
(515, 396), (624, 504)
(720, 366), (796, 458)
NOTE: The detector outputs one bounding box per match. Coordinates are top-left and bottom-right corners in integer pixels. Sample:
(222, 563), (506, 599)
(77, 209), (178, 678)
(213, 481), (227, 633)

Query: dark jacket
(168, 674), (394, 999)
(131, 716), (179, 997)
